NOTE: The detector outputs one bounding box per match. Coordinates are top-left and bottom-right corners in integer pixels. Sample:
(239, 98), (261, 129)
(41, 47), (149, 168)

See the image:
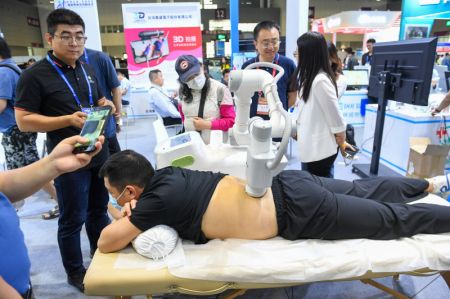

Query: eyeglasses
(260, 39), (281, 49)
(53, 34), (87, 45)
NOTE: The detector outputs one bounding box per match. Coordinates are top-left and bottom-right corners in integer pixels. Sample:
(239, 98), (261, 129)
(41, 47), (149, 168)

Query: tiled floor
(15, 117), (450, 298)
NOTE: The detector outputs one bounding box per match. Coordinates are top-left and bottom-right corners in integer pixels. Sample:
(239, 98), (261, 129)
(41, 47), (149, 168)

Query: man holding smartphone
(14, 9), (113, 292)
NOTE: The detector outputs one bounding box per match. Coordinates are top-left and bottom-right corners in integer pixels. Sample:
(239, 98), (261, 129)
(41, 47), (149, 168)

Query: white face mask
(186, 73), (206, 90)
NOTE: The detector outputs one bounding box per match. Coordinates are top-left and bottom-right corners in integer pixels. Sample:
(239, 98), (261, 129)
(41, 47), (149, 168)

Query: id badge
(81, 107), (92, 114)
(256, 96), (269, 115)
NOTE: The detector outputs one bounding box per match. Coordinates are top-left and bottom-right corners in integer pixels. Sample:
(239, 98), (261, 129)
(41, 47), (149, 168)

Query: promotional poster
(122, 3), (202, 91)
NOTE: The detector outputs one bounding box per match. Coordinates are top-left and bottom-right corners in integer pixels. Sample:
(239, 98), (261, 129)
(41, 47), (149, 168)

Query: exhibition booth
(5, 1), (450, 299)
(312, 10), (401, 127)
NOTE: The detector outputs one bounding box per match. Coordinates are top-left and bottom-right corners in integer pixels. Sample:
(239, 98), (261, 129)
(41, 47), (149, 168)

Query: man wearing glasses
(14, 9), (113, 293)
(242, 21), (297, 119)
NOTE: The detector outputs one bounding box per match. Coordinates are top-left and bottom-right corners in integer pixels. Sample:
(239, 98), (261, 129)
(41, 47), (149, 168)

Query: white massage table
(84, 195), (450, 299)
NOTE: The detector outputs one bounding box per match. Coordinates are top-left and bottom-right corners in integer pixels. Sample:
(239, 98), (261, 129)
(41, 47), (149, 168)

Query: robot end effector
(228, 63), (294, 197)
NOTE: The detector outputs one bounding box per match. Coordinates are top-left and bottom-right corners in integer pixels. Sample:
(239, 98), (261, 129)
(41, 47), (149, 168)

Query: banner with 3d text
(122, 3), (202, 91)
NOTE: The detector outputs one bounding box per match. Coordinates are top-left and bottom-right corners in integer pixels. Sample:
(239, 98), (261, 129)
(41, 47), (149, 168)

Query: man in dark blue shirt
(80, 48), (122, 154)
(242, 21), (297, 119)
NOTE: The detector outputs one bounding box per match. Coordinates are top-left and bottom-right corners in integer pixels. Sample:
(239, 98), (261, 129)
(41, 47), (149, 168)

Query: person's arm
(15, 109), (86, 132)
(98, 216), (142, 253)
(107, 202), (123, 220)
(288, 91), (297, 109)
(0, 99), (7, 114)
(432, 91), (450, 116)
(103, 55), (122, 117)
(210, 86), (235, 131)
(287, 58), (298, 109)
(152, 90), (181, 119)
(0, 135), (103, 203)
(314, 77), (348, 146)
(111, 87), (122, 117)
(0, 276), (21, 299)
(121, 82), (129, 96)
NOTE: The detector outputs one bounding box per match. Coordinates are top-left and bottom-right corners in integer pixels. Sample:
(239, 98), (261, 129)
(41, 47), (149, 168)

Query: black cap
(175, 55), (201, 83)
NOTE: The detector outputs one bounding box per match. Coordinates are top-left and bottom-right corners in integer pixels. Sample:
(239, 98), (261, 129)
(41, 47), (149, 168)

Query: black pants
(272, 170), (450, 241)
(301, 151), (338, 178)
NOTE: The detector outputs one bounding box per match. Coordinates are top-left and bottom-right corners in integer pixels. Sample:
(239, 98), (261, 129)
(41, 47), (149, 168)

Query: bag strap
(0, 64), (21, 76)
(197, 81), (209, 119)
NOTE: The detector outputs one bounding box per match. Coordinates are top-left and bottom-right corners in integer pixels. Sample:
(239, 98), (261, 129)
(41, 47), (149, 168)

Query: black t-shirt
(15, 51), (107, 166)
(130, 167), (226, 244)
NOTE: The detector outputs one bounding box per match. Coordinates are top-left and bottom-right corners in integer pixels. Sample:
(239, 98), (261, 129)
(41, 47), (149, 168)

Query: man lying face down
(97, 150), (450, 253)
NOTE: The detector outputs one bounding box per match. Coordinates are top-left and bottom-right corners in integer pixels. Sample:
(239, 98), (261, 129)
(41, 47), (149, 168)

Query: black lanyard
(46, 54), (93, 109)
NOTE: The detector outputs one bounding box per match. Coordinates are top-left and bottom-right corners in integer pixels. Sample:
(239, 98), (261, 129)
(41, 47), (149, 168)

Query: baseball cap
(175, 55), (201, 83)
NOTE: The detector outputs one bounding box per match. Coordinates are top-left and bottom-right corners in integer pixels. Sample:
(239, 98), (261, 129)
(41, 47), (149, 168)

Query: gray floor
(17, 117), (450, 298)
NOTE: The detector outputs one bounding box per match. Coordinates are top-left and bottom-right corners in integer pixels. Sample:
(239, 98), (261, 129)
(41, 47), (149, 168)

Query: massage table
(84, 195), (450, 299)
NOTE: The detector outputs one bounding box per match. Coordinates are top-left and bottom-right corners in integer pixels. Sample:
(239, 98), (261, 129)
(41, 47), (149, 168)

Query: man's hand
(48, 135), (104, 175)
(121, 199), (137, 217)
(98, 97), (117, 114)
(193, 117), (212, 131)
(68, 111), (87, 128)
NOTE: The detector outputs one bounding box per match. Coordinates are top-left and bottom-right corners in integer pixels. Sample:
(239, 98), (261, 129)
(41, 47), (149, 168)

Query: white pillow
(132, 225), (179, 260)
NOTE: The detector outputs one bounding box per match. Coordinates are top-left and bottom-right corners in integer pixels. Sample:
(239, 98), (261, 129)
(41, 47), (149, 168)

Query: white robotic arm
(228, 62), (295, 197)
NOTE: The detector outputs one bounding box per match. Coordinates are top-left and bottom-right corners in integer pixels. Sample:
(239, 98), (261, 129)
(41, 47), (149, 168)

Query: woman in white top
(175, 55), (235, 144)
(290, 32), (353, 178)
(327, 41), (347, 100)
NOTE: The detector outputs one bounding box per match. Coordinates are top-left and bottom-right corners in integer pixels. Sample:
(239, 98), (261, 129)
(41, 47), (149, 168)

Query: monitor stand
(352, 70), (402, 178)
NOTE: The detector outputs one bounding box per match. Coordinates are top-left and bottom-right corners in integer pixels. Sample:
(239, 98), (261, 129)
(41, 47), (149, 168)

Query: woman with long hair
(327, 41), (347, 99)
(290, 32), (352, 178)
(175, 55), (235, 144)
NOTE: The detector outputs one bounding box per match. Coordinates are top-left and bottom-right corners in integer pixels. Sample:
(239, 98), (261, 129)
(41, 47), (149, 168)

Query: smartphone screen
(73, 106), (111, 154)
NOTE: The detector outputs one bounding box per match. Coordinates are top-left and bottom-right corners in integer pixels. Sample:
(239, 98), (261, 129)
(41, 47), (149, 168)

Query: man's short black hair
(149, 69), (162, 83)
(253, 20), (280, 41)
(366, 38), (376, 44)
(47, 8), (85, 35)
(0, 37), (12, 59)
(99, 150), (155, 191)
(222, 68), (230, 76)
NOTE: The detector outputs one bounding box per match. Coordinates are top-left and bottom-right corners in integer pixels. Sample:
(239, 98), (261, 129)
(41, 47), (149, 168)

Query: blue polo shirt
(80, 49), (120, 138)
(0, 193), (31, 294)
(242, 54), (296, 120)
(0, 59), (21, 133)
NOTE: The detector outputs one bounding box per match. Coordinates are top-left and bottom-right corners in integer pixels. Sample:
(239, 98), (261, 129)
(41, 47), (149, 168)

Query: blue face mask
(109, 187), (127, 209)
(186, 73), (206, 90)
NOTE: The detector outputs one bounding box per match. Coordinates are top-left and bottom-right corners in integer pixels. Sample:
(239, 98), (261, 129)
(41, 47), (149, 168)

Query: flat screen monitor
(343, 70), (369, 89)
(367, 37), (438, 106)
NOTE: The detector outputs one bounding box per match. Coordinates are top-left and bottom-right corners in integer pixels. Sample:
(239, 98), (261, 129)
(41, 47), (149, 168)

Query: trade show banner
(122, 3), (202, 91)
(400, 0), (450, 40)
(54, 0), (102, 51)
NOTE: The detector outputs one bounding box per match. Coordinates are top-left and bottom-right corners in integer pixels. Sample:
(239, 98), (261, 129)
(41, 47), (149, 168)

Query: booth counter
(339, 90), (367, 127)
(361, 95), (450, 175)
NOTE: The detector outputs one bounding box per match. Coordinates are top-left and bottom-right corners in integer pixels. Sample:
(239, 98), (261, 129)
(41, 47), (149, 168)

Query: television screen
(367, 37), (438, 106)
(343, 70), (369, 88)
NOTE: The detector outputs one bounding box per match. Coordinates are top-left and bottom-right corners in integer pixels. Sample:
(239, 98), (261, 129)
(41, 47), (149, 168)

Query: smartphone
(73, 106), (112, 154)
(344, 145), (359, 159)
